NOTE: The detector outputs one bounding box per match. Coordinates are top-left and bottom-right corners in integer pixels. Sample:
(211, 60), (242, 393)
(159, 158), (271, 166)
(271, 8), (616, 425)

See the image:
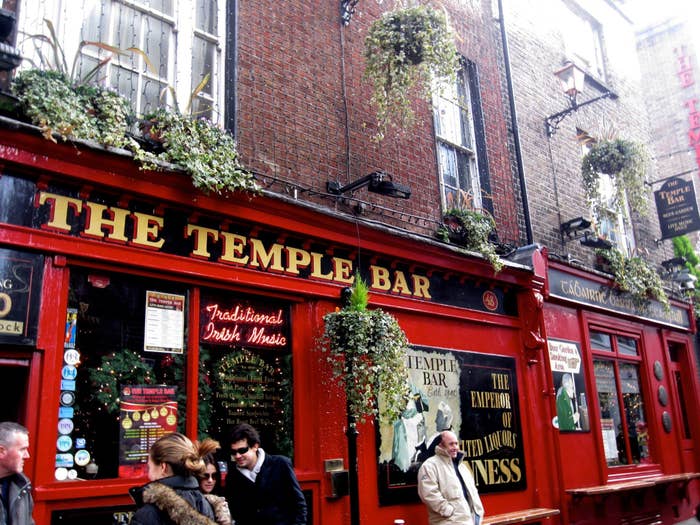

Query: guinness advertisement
(654, 176), (700, 239)
(377, 347), (525, 505)
(0, 248), (43, 345)
(548, 267), (691, 329)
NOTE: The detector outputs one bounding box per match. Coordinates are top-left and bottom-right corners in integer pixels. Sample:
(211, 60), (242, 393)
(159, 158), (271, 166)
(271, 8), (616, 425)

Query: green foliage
(364, 5), (459, 141)
(88, 349), (154, 415)
(137, 109), (258, 195)
(437, 207), (503, 272)
(581, 138), (649, 219)
(348, 274), (369, 312)
(596, 247), (668, 309)
(321, 276), (410, 423)
(11, 21), (257, 196)
(672, 235), (700, 316)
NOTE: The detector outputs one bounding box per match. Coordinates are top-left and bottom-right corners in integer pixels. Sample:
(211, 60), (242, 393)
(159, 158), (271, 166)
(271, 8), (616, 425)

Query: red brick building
(0, 0), (696, 524)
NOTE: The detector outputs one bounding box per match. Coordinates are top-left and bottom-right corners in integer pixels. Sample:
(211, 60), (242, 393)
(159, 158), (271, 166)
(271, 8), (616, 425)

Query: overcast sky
(624, 0), (698, 29)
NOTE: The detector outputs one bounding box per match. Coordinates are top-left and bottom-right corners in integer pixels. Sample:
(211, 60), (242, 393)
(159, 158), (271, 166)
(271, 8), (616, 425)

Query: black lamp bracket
(545, 90), (614, 137)
(327, 171), (411, 199)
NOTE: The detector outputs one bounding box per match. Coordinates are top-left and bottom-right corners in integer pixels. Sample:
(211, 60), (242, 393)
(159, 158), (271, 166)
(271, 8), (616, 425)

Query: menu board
(118, 385), (178, 478)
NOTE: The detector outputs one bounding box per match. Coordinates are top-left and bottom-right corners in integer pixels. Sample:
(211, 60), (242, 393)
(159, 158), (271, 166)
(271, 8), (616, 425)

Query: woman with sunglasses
(129, 432), (218, 525)
(200, 454), (233, 525)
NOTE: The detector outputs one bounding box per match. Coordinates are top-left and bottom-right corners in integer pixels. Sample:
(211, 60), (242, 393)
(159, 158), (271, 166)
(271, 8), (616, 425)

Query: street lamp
(545, 61), (614, 136)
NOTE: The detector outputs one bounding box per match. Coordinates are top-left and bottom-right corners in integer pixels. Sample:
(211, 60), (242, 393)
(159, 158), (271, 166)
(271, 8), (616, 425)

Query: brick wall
(234, 0), (523, 244)
(502, 0), (673, 266)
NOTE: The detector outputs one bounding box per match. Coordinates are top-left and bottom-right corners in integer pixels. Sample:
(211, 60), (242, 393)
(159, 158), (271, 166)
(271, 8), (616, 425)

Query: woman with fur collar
(129, 433), (219, 525)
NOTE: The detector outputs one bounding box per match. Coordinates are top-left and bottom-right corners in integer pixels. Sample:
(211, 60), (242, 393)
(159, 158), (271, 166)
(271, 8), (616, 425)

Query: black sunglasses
(200, 472), (219, 480)
(231, 446), (250, 457)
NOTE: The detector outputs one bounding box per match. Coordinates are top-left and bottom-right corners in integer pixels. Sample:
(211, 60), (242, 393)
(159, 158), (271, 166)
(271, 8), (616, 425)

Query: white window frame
(16, 0), (224, 121)
(561, 3), (606, 81)
(433, 63), (482, 210)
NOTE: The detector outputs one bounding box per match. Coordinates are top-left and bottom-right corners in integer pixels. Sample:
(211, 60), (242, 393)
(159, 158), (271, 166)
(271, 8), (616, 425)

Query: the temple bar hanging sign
(654, 176), (700, 239)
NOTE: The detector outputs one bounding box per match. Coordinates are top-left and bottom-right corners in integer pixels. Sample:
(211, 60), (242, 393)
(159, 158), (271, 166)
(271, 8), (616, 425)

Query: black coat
(129, 475), (217, 525)
(225, 454), (307, 525)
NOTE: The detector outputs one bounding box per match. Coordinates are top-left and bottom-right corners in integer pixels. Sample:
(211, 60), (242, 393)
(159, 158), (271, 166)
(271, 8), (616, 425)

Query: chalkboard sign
(0, 248), (43, 345)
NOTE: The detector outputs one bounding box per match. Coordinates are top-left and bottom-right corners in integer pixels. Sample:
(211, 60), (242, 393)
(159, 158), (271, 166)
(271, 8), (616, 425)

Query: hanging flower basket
(581, 138), (649, 217)
(320, 276), (410, 423)
(363, 5), (459, 141)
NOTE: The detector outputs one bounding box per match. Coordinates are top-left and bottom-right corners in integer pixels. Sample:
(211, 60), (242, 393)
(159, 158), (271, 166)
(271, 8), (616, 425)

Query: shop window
(197, 289), (295, 460)
(17, 0), (225, 121)
(433, 60), (489, 212)
(591, 330), (650, 467)
(63, 268), (188, 481)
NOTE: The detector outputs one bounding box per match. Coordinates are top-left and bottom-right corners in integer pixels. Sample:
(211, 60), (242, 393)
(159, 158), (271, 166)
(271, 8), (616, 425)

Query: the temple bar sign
(654, 177), (700, 239)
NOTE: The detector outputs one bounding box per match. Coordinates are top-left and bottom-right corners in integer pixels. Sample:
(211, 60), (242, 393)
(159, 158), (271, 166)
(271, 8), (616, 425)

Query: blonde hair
(150, 432), (220, 478)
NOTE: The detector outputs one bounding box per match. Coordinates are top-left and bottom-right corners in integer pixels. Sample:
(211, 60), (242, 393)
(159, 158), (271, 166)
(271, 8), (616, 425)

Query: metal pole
(347, 409), (360, 525)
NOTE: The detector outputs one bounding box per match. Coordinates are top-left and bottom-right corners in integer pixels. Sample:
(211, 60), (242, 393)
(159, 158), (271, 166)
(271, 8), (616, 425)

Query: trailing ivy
(363, 5), (459, 141)
(320, 276), (410, 423)
(595, 247), (668, 310)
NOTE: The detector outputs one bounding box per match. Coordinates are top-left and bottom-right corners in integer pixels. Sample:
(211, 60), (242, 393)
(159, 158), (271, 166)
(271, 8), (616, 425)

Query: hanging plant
(595, 247), (668, 310)
(363, 4), (459, 141)
(581, 138), (649, 219)
(320, 275), (410, 423)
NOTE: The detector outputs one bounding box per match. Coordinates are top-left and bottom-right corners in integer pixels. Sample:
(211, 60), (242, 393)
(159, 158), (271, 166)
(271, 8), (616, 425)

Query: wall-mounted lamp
(660, 257), (697, 291)
(0, 9), (21, 72)
(327, 171), (412, 199)
(560, 216), (592, 240)
(580, 231), (613, 249)
(545, 62), (614, 137)
(341, 0), (359, 25)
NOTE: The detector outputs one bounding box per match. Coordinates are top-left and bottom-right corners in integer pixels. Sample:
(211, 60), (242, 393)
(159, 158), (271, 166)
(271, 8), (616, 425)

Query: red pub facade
(0, 0), (698, 524)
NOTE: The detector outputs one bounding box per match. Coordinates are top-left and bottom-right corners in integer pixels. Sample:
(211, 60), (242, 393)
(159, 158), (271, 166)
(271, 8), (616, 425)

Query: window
(64, 268), (189, 480)
(57, 266), (296, 483)
(580, 136), (636, 255)
(561, 3), (606, 81)
(17, 0), (224, 120)
(433, 61), (487, 211)
(590, 329), (651, 467)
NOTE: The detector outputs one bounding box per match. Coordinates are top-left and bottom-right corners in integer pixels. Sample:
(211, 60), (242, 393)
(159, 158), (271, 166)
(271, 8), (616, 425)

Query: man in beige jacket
(417, 430), (484, 525)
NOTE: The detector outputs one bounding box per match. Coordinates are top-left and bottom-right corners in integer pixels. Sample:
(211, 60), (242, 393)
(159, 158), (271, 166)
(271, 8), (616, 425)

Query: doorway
(0, 355), (30, 423)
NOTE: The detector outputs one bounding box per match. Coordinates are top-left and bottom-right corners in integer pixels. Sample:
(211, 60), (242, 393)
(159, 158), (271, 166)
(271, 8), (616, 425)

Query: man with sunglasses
(224, 423), (307, 525)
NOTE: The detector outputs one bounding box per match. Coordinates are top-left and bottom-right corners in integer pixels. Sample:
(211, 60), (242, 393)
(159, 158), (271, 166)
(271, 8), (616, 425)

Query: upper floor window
(590, 329), (652, 468)
(433, 60), (486, 211)
(579, 134), (636, 255)
(17, 0), (224, 121)
(561, 3), (605, 81)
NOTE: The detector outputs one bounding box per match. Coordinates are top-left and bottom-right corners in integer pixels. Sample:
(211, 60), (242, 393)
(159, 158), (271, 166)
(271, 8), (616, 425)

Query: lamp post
(545, 61), (614, 136)
(339, 286), (361, 525)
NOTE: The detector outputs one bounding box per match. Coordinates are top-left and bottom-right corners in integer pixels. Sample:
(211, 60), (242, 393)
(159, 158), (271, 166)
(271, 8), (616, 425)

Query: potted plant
(320, 275), (410, 423)
(134, 108), (258, 195)
(363, 4), (459, 141)
(436, 190), (503, 272)
(11, 21), (257, 196)
(581, 138), (649, 219)
(595, 247), (668, 309)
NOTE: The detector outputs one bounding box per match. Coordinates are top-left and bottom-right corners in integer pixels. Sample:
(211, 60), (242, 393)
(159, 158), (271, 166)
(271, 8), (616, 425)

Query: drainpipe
(497, 0), (533, 245)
